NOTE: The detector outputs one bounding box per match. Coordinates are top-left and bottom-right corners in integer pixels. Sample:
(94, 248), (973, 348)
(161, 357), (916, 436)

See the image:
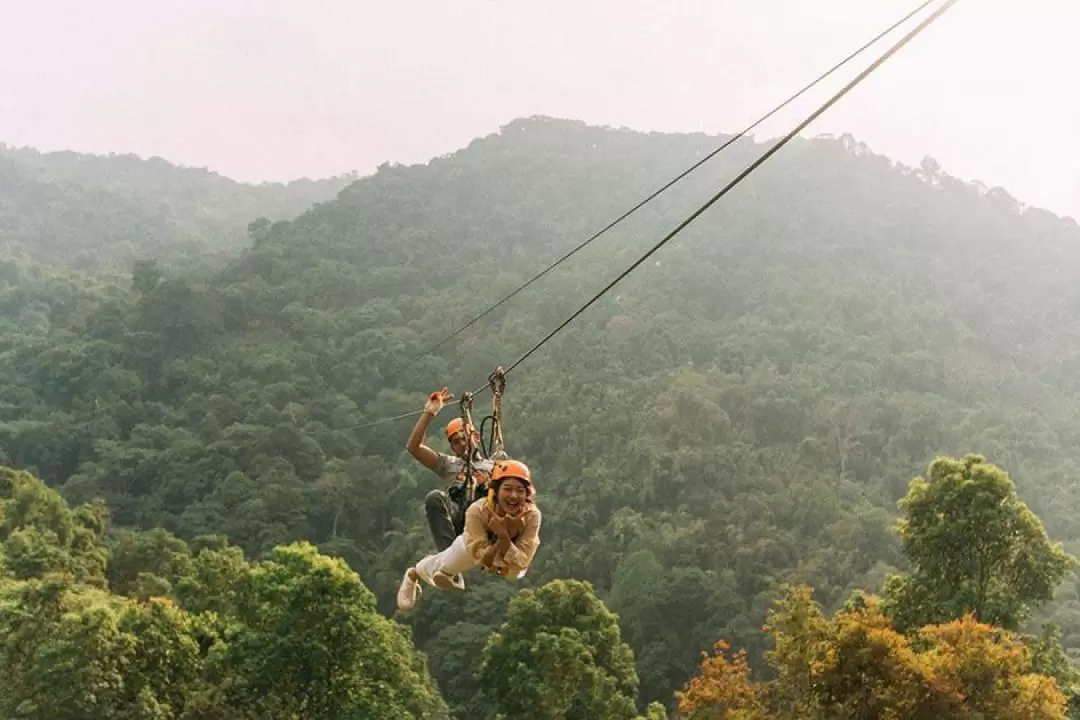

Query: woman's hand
(488, 513), (510, 540)
(505, 515), (525, 539)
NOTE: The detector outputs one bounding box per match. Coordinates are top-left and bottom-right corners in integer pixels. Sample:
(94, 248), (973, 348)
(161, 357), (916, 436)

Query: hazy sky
(2, 0), (1076, 220)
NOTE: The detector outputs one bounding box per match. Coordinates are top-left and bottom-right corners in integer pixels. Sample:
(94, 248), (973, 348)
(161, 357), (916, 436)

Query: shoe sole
(433, 573), (465, 592)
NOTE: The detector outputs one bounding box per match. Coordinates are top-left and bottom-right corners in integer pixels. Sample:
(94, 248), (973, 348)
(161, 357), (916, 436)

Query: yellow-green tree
(677, 586), (1070, 719)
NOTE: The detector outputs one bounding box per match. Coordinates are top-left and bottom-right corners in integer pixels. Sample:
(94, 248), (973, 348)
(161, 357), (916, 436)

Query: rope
(422, 0), (944, 357)
(498, 0), (961, 379)
(352, 0), (959, 432)
(351, 408), (427, 430)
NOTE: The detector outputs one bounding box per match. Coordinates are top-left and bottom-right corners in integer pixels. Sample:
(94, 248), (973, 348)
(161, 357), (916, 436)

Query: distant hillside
(0, 143), (355, 275)
(4, 115), (1080, 710)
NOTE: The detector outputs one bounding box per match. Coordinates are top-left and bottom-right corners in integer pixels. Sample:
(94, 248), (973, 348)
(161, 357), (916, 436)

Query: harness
(456, 389), (481, 511)
(480, 366), (508, 462)
(449, 366), (509, 533)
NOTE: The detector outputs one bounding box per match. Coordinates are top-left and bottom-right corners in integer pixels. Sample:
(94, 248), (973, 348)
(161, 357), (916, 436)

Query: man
(405, 386), (494, 589)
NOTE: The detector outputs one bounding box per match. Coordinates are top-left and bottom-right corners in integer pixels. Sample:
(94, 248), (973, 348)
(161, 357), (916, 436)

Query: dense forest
(0, 143), (353, 275)
(3, 116), (1080, 717)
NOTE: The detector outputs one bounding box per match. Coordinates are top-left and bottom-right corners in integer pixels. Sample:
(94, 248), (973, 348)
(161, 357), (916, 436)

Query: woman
(397, 459), (541, 611)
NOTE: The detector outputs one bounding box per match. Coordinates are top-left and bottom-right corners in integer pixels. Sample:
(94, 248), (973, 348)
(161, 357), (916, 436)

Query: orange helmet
(488, 459), (534, 509)
(445, 418), (465, 438)
(492, 459), (531, 485)
(445, 417), (479, 441)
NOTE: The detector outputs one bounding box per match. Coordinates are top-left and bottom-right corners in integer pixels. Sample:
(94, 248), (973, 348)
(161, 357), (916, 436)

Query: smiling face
(448, 431), (469, 458)
(447, 429), (479, 459)
(495, 477), (529, 516)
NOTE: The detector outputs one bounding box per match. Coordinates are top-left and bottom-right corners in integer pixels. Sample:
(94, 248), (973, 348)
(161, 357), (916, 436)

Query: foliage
(1028, 624), (1080, 719)
(677, 640), (769, 719)
(882, 454), (1077, 633)
(0, 465), (449, 718)
(0, 144), (352, 276)
(680, 455), (1079, 717)
(5, 116), (1080, 711)
(477, 579), (641, 719)
(0, 466), (109, 585)
(677, 585), (1070, 719)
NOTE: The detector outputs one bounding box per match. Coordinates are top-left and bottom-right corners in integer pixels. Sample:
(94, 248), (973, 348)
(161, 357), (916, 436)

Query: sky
(1, 0), (1076, 220)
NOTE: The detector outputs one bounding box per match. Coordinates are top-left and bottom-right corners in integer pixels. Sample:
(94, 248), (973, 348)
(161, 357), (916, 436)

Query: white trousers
(414, 534), (477, 586)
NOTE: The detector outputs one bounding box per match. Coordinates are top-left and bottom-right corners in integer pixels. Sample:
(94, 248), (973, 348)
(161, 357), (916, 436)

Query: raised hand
(424, 387), (454, 415)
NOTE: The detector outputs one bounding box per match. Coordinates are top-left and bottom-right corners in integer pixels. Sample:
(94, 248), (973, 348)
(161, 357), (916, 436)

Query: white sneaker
(433, 571), (465, 592)
(397, 569), (420, 611)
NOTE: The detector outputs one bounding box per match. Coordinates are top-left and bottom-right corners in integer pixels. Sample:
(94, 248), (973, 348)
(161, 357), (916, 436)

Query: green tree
(0, 574), (137, 719)
(0, 467), (449, 719)
(761, 584), (831, 717)
(883, 454), (1077, 633)
(478, 578), (640, 719)
(0, 466), (109, 585)
(114, 595), (209, 718)
(211, 541), (448, 719)
(1027, 624), (1080, 719)
(106, 526), (194, 598)
(10, 116), (1080, 708)
(171, 535), (251, 616)
(636, 701), (671, 719)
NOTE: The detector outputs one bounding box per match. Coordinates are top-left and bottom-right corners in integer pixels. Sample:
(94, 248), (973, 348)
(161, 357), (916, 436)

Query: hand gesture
(424, 387), (454, 416)
(505, 515), (525, 539)
(488, 513), (510, 539)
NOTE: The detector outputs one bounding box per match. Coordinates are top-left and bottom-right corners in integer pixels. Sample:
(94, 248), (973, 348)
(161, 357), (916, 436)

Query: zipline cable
(423, 0), (944, 356)
(495, 0), (961, 380)
(352, 408), (428, 430)
(354, 0), (960, 431)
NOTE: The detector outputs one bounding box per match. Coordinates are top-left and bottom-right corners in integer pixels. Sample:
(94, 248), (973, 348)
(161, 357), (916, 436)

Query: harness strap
(458, 391), (479, 507)
(488, 366), (508, 461)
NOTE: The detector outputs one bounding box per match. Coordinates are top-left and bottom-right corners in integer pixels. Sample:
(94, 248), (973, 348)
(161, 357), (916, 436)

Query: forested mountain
(0, 143), (354, 275)
(3, 115), (1080, 716)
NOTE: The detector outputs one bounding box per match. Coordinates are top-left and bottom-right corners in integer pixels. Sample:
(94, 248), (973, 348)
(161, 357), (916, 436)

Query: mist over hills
(2, 115), (1080, 714)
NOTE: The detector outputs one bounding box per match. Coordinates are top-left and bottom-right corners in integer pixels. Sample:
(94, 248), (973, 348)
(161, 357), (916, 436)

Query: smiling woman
(396, 459), (543, 612)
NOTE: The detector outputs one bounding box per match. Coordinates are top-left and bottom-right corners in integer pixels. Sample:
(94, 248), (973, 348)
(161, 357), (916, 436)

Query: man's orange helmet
(445, 417), (468, 439)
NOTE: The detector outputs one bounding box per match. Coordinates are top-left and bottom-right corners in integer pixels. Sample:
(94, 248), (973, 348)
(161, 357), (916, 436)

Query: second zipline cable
(496, 0), (962, 379)
(425, 0), (945, 356)
(358, 0), (960, 430)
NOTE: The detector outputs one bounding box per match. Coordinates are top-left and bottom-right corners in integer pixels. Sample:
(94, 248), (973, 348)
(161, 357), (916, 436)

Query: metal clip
(488, 367), (508, 461)
(488, 366), (506, 398)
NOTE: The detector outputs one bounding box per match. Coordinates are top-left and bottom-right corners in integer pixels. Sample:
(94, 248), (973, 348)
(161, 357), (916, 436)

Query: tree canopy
(0, 144), (352, 276)
(3, 116), (1080, 714)
(0, 465), (449, 719)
